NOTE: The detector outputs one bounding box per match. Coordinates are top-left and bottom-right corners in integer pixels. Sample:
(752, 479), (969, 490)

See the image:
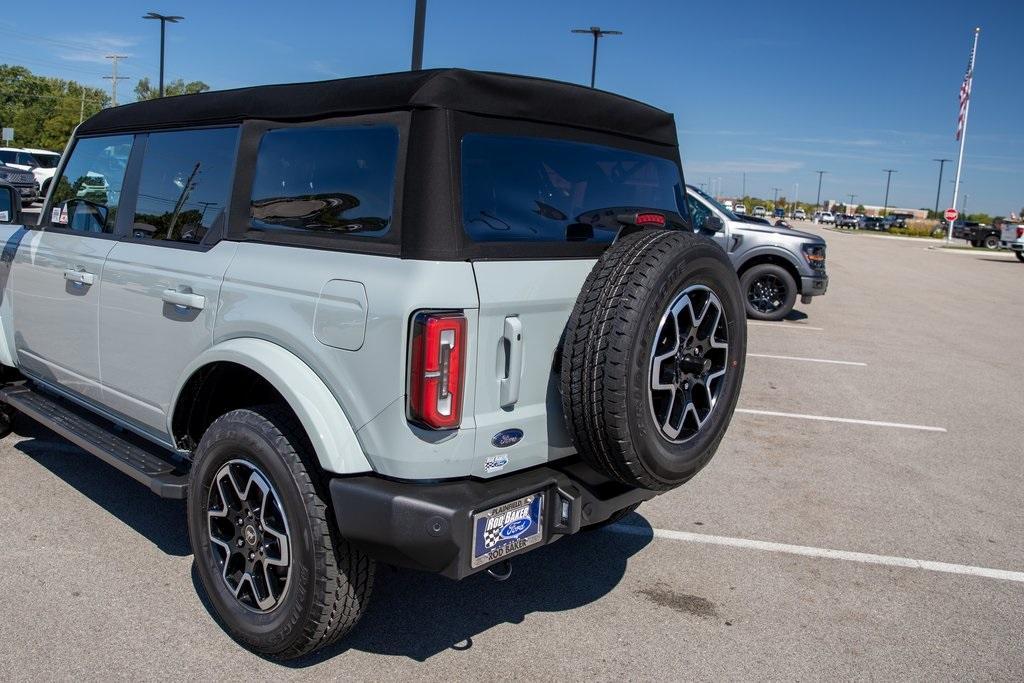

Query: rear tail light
(409, 311), (467, 429)
(1017, 227), (1024, 239)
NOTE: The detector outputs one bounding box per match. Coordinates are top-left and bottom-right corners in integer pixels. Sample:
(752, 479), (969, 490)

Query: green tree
(0, 64), (108, 150)
(855, 204), (866, 214)
(134, 77), (210, 101)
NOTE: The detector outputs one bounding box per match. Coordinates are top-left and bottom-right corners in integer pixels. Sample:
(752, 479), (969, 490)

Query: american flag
(956, 41), (977, 141)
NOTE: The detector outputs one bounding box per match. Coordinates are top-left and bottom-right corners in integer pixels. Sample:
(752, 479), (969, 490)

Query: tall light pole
(814, 170), (828, 210)
(932, 158), (951, 217)
(143, 12), (184, 98)
(742, 172), (746, 198)
(410, 0), (426, 70)
(882, 169), (897, 217)
(772, 187), (781, 205)
(571, 26), (622, 88)
(103, 55), (129, 106)
(847, 194), (856, 210)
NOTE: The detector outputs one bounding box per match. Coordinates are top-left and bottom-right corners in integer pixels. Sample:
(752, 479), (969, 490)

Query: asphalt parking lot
(1, 223), (1021, 680)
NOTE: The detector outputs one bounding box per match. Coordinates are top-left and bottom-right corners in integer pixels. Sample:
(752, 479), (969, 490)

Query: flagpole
(948, 27), (980, 243)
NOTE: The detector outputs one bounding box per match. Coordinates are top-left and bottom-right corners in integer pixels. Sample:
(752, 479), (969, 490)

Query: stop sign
(944, 208), (959, 222)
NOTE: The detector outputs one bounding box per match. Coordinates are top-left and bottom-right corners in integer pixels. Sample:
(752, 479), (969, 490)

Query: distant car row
(0, 146), (61, 205)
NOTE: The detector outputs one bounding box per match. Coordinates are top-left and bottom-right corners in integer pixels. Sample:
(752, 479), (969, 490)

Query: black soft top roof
(77, 68), (677, 146)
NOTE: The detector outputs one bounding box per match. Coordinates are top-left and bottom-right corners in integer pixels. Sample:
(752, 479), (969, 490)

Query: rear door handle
(499, 316), (523, 408)
(63, 268), (95, 286)
(161, 287), (206, 310)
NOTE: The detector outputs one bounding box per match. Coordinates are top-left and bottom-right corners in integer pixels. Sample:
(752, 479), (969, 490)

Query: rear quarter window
(249, 125), (399, 239)
(461, 134), (685, 243)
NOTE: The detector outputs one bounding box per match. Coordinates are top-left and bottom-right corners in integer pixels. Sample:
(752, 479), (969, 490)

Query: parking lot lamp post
(571, 27), (622, 88)
(932, 158), (951, 217)
(882, 169), (897, 217)
(814, 170), (828, 210)
(143, 12), (184, 97)
(847, 194), (856, 208)
(410, 0), (426, 70)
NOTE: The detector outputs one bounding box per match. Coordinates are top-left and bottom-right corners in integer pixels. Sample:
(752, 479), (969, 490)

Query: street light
(814, 170), (828, 210)
(932, 158), (951, 217)
(882, 169), (898, 217)
(143, 12), (184, 98)
(570, 26), (622, 88)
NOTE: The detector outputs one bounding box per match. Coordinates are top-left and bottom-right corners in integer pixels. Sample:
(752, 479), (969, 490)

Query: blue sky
(2, 0), (1021, 214)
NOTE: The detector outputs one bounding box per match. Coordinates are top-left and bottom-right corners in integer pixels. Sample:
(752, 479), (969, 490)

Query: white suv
(0, 147), (61, 198)
(0, 69), (747, 659)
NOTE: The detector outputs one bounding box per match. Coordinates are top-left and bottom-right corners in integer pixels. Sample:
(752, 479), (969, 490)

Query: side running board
(0, 384), (189, 498)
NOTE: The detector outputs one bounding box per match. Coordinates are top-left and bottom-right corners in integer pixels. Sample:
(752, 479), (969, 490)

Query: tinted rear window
(461, 134), (684, 243)
(249, 125), (399, 238)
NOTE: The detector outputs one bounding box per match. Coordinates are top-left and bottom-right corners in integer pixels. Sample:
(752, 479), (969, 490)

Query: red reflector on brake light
(636, 212), (666, 227)
(1017, 227), (1024, 239)
(409, 312), (466, 429)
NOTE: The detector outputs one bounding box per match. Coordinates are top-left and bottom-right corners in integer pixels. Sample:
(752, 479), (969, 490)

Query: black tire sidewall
(740, 263), (798, 321)
(187, 409), (319, 656)
(623, 250), (747, 487)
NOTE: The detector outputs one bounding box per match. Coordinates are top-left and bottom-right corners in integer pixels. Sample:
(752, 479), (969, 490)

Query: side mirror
(705, 215), (724, 232)
(0, 184), (22, 225)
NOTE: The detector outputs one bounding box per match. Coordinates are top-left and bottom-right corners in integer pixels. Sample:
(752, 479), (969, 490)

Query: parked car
(999, 221), (1024, 262)
(723, 200), (734, 211)
(773, 208), (784, 218)
(0, 69), (748, 659)
(0, 147), (61, 200)
(733, 203), (747, 215)
(793, 208), (806, 220)
(686, 185), (829, 320)
(883, 213), (911, 230)
(835, 214), (860, 229)
(859, 216), (887, 231)
(753, 205), (766, 217)
(951, 220), (1001, 250)
(0, 162), (37, 204)
(813, 211), (835, 225)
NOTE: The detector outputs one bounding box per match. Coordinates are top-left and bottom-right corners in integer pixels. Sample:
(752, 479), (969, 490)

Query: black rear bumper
(329, 460), (659, 580)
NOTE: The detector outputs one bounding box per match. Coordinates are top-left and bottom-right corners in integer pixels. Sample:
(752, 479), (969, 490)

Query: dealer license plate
(471, 492), (545, 568)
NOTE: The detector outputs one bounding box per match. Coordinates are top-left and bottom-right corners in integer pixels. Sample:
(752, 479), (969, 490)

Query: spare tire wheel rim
(207, 459), (292, 613)
(649, 284), (729, 443)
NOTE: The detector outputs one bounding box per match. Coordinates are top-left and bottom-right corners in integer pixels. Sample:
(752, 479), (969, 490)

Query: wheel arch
(169, 338), (372, 475)
(736, 249), (804, 292)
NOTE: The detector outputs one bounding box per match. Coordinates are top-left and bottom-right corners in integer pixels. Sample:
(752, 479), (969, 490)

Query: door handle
(161, 287), (206, 310)
(63, 268), (95, 285)
(499, 316), (523, 408)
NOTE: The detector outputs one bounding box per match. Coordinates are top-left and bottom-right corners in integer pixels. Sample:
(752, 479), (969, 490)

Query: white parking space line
(747, 353), (866, 367)
(735, 408), (946, 432)
(748, 322), (824, 331)
(607, 525), (1024, 584)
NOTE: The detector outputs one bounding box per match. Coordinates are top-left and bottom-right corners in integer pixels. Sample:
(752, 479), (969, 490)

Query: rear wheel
(188, 405), (374, 659)
(983, 234), (1000, 250)
(740, 264), (797, 321)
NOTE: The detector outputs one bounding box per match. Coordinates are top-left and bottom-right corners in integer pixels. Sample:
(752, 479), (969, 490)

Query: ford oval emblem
(491, 429), (524, 448)
(500, 518), (532, 539)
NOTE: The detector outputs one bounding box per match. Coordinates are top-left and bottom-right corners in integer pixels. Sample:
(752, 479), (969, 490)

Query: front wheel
(1016, 251), (1024, 263)
(187, 405), (374, 659)
(740, 264), (797, 321)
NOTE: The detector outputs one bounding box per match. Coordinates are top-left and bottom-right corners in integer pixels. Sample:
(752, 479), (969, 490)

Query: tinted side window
(131, 127), (238, 244)
(461, 134), (684, 243)
(0, 150), (17, 164)
(50, 135), (133, 233)
(249, 125), (398, 238)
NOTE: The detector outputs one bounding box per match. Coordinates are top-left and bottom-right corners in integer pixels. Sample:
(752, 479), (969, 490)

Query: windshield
(461, 134), (685, 243)
(30, 153), (60, 168)
(688, 185), (738, 220)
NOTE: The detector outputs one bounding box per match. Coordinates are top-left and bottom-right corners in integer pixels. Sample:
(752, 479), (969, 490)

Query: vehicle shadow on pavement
(12, 419), (190, 556)
(194, 516), (654, 666)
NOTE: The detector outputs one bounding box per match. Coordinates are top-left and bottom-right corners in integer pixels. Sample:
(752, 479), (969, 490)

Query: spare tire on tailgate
(560, 229), (746, 491)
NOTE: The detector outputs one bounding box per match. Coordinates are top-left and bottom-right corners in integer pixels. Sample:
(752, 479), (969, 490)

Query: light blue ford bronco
(0, 69), (746, 658)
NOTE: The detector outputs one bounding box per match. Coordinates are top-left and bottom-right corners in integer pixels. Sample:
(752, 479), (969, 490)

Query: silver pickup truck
(1000, 221), (1024, 262)
(0, 70), (746, 659)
